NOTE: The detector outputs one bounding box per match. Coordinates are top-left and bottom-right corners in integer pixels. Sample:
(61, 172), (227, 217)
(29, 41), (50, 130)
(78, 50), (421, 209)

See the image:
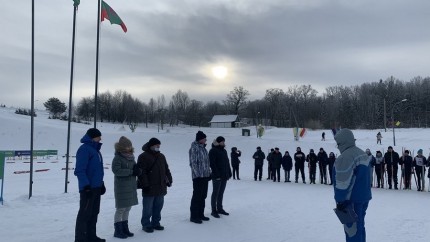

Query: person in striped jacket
(189, 131), (212, 224)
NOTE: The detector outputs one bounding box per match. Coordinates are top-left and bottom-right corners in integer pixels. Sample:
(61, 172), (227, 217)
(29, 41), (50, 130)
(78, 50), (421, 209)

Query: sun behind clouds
(211, 65), (228, 79)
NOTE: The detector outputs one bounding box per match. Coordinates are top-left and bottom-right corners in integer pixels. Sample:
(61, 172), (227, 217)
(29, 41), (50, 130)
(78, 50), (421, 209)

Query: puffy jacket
(74, 134), (104, 191)
(189, 141), (211, 179)
(333, 129), (372, 203)
(253, 150), (266, 166)
(317, 151), (328, 166)
(294, 151), (306, 165)
(209, 141), (232, 180)
(281, 155), (293, 170)
(137, 143), (172, 197)
(271, 152), (282, 169)
(384, 151), (400, 166)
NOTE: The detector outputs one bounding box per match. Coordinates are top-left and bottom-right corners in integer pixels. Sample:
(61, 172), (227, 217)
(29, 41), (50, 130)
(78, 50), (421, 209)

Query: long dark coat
(137, 144), (172, 197)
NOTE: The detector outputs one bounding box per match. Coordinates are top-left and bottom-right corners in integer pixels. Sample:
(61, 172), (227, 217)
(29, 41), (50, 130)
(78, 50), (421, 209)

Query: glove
(132, 164), (142, 176)
(336, 202), (347, 211)
(81, 185), (92, 196)
(100, 182), (106, 195)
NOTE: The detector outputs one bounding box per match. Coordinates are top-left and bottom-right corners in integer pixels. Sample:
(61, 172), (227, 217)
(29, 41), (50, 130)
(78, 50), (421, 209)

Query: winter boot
(114, 222), (128, 239)
(122, 220), (134, 237)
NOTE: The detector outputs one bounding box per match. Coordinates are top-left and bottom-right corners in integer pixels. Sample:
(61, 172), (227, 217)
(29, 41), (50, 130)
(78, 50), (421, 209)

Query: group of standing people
(253, 147), (336, 185)
(73, 127), (427, 242)
(74, 128), (172, 242)
(189, 131), (232, 224)
(367, 146), (429, 191)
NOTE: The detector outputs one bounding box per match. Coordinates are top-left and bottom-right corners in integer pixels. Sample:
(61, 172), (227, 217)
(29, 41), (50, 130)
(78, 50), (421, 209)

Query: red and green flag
(101, 1), (127, 33)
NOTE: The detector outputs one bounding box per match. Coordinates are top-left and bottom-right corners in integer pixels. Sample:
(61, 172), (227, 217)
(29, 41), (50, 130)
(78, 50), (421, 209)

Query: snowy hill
(0, 106), (429, 242)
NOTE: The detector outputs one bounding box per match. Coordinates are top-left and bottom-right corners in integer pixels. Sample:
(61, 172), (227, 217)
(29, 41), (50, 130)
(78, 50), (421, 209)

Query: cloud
(1, 0), (430, 107)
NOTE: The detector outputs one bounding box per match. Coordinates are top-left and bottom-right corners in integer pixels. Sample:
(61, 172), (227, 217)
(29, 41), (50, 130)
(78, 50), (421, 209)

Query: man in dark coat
(271, 148), (282, 182)
(252, 147), (265, 181)
(137, 138), (172, 233)
(209, 136), (232, 218)
(74, 128), (106, 242)
(399, 150), (413, 190)
(307, 149), (318, 184)
(281, 151), (293, 182)
(230, 147), (242, 180)
(384, 146), (400, 189)
(317, 148), (329, 184)
(294, 147), (306, 183)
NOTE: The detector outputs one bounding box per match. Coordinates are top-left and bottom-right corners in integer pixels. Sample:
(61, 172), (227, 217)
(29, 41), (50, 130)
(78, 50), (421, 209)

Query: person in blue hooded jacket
(333, 129), (372, 242)
(74, 128), (106, 242)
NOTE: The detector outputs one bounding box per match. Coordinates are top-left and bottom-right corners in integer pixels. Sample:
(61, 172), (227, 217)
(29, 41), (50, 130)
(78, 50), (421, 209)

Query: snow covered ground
(0, 106), (429, 242)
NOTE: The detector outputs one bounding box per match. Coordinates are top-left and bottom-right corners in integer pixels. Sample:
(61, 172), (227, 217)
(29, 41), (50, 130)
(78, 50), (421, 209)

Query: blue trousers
(343, 202), (369, 242)
(141, 195), (164, 229)
(211, 179), (227, 212)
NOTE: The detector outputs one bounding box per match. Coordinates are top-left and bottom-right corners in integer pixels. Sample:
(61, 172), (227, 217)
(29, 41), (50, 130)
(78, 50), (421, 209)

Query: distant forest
(70, 76), (430, 129)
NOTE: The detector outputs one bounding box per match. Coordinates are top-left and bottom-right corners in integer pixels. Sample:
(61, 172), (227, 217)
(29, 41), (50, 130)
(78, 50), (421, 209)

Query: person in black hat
(74, 128), (106, 242)
(209, 136), (232, 218)
(307, 149), (318, 184)
(271, 148), (282, 182)
(137, 137), (172, 233)
(317, 148), (328, 184)
(384, 146), (400, 189)
(189, 131), (211, 224)
(252, 147), (266, 181)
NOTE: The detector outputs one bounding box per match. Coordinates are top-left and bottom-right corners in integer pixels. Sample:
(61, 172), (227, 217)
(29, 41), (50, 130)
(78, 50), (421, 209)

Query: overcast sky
(2, 0), (430, 108)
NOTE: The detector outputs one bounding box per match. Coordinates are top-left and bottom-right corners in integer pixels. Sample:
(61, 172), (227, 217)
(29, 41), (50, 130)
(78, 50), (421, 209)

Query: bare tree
(224, 86), (250, 115)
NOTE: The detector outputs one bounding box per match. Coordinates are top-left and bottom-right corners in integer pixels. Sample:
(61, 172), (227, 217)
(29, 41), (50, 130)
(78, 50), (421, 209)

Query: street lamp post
(392, 99), (407, 146)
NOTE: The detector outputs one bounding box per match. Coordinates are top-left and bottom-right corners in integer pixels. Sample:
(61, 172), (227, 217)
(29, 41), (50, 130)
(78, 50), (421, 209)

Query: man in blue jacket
(333, 129), (372, 242)
(74, 128), (106, 242)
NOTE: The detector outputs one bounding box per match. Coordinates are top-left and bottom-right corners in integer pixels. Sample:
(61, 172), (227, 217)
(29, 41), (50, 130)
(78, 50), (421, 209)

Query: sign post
(0, 152), (5, 205)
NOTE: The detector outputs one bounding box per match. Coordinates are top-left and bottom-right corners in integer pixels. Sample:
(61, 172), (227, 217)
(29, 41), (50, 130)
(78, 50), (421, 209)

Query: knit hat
(418, 149), (423, 155)
(216, 136), (225, 143)
(195, 131), (207, 141)
(388, 146), (393, 150)
(404, 150), (410, 154)
(257, 146), (261, 150)
(86, 128), (101, 139)
(148, 137), (161, 147)
(115, 136), (133, 153)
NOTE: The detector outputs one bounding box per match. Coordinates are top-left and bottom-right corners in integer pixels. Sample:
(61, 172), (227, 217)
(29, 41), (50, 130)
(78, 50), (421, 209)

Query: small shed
(209, 115), (240, 128)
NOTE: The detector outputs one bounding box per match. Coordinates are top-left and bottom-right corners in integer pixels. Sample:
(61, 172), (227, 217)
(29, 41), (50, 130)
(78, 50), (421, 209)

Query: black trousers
(267, 163), (272, 179)
(232, 165), (240, 179)
(295, 163), (305, 182)
(415, 166), (426, 190)
(254, 164), (263, 180)
(403, 168), (411, 189)
(75, 188), (101, 242)
(190, 177), (209, 219)
(319, 164), (327, 183)
(375, 164), (383, 187)
(309, 165), (317, 182)
(387, 164), (398, 187)
(272, 168), (280, 181)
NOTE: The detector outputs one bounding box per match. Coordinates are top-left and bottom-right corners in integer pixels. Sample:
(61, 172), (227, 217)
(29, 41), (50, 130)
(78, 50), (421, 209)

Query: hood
(80, 134), (102, 150)
(334, 129), (356, 153)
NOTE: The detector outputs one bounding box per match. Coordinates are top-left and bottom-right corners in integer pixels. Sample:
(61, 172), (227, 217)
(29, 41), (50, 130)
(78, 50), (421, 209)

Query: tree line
(44, 76), (430, 129)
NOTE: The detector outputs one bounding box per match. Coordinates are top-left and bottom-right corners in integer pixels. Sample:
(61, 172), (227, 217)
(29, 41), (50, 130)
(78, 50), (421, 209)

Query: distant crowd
(72, 128), (429, 242)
